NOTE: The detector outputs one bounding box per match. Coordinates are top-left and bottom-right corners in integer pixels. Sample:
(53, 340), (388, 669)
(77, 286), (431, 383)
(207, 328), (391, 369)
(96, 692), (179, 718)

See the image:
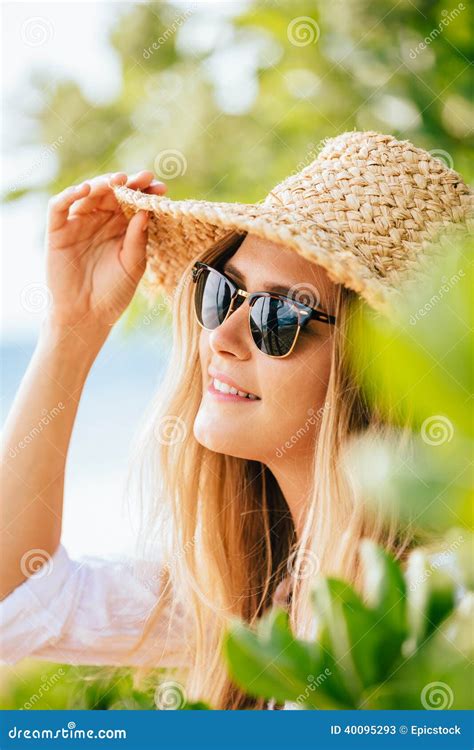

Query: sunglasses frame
(191, 261), (336, 359)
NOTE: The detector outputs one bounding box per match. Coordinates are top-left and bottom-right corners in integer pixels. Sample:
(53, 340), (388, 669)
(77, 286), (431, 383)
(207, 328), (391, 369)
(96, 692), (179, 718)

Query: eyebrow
(222, 262), (298, 297)
(222, 261), (332, 310)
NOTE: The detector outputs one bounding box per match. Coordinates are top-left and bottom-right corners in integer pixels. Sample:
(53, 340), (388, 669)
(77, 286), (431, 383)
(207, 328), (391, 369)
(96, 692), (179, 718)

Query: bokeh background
(1, 0), (472, 710)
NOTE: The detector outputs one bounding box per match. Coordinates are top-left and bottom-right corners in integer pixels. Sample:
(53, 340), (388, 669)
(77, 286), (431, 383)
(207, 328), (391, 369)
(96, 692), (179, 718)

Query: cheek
(262, 341), (332, 454)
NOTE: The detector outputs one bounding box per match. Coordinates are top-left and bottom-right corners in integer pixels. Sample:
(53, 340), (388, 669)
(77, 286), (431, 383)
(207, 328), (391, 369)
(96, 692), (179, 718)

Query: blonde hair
(125, 233), (425, 709)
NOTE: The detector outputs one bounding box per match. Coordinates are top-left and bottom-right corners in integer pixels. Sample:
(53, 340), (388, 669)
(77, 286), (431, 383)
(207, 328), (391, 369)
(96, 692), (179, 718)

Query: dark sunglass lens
(249, 297), (299, 356)
(195, 267), (233, 329)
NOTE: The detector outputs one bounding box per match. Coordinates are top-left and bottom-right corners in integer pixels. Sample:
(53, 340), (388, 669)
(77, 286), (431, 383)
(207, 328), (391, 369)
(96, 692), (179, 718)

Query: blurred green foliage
(224, 540), (473, 709)
(0, 664), (208, 710)
(2, 0), (473, 710)
(0, 665), (155, 710)
(347, 235), (473, 533)
(11, 0), (473, 203)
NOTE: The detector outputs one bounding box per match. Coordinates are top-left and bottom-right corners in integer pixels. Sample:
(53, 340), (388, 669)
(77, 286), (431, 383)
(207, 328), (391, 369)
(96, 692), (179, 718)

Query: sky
(1, 1), (125, 341)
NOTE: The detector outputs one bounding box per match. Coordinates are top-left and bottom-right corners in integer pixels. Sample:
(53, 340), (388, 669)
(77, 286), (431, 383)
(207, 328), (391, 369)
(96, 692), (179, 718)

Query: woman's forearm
(0, 317), (109, 599)
(0, 169), (160, 600)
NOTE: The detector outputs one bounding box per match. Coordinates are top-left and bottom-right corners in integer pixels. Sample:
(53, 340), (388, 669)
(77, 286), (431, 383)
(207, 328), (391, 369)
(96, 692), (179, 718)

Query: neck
(265, 452), (313, 539)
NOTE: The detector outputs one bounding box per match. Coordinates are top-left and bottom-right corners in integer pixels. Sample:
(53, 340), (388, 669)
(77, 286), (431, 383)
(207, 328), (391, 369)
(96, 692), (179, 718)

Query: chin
(193, 419), (257, 460)
(193, 423), (233, 454)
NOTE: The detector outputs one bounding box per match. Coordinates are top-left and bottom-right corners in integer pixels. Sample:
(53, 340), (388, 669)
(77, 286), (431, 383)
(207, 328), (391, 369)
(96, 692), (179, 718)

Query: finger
(108, 172), (128, 186)
(125, 170), (155, 189)
(87, 171), (122, 187)
(72, 171), (127, 196)
(47, 182), (91, 232)
(143, 180), (167, 195)
(69, 170), (162, 217)
(119, 210), (149, 283)
(69, 173), (128, 215)
(79, 172), (126, 197)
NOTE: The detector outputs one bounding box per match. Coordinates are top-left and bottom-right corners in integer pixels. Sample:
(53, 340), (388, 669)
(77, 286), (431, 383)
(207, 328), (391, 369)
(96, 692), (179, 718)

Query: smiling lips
(208, 370), (261, 401)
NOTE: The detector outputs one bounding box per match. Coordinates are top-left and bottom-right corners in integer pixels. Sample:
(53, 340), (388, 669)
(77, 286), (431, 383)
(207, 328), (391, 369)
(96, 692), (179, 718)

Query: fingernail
(142, 214), (149, 231)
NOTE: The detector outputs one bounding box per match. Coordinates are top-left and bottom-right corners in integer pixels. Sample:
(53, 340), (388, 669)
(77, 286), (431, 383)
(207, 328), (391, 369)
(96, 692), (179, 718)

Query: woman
(1, 131), (472, 710)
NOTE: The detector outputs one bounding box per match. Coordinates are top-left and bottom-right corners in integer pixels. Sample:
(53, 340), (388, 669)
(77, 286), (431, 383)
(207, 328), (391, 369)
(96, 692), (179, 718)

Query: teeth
(213, 378), (258, 400)
(215, 379), (231, 394)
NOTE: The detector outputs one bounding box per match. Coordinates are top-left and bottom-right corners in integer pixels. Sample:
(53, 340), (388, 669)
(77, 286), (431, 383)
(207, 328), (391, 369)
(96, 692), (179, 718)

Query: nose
(228, 290), (247, 314)
(208, 296), (252, 359)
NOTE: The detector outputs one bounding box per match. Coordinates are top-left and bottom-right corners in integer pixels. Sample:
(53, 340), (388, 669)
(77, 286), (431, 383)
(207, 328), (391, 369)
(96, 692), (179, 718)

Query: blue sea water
(1, 326), (171, 559)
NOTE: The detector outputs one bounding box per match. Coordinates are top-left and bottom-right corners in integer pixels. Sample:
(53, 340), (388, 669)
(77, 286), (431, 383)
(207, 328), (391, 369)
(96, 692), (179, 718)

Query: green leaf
(311, 578), (366, 703)
(360, 540), (407, 645)
(181, 700), (211, 710)
(405, 547), (457, 652)
(340, 601), (386, 687)
(223, 609), (336, 708)
(364, 596), (474, 710)
(310, 576), (399, 699)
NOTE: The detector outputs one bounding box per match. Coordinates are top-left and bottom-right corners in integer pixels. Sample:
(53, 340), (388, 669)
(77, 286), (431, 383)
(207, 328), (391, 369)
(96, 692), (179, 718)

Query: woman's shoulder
(2, 543), (163, 614)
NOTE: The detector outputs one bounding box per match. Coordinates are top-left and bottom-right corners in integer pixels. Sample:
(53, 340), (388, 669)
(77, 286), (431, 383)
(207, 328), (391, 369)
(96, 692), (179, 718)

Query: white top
(0, 544), (193, 669)
(0, 543), (293, 709)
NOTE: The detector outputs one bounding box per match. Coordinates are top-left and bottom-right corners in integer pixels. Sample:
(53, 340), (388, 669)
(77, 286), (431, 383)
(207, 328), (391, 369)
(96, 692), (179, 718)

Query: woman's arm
(0, 170), (166, 599)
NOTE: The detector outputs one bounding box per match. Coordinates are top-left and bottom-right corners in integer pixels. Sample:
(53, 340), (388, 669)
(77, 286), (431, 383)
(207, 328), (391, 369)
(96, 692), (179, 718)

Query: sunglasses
(191, 261), (336, 358)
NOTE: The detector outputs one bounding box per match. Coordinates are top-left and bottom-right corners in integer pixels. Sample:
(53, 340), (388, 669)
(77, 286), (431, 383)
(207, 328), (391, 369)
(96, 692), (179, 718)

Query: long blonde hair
(125, 233), (423, 709)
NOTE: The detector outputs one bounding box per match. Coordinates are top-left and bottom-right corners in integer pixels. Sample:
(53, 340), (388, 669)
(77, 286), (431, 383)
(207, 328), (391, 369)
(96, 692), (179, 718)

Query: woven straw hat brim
(113, 130), (473, 315)
(113, 186), (398, 313)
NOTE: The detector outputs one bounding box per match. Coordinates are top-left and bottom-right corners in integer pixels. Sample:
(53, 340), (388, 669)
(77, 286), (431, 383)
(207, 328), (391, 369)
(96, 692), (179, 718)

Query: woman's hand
(44, 171), (166, 334)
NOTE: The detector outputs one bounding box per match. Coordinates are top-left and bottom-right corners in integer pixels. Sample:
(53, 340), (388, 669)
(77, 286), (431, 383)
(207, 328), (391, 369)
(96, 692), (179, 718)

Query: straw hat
(113, 131), (473, 314)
